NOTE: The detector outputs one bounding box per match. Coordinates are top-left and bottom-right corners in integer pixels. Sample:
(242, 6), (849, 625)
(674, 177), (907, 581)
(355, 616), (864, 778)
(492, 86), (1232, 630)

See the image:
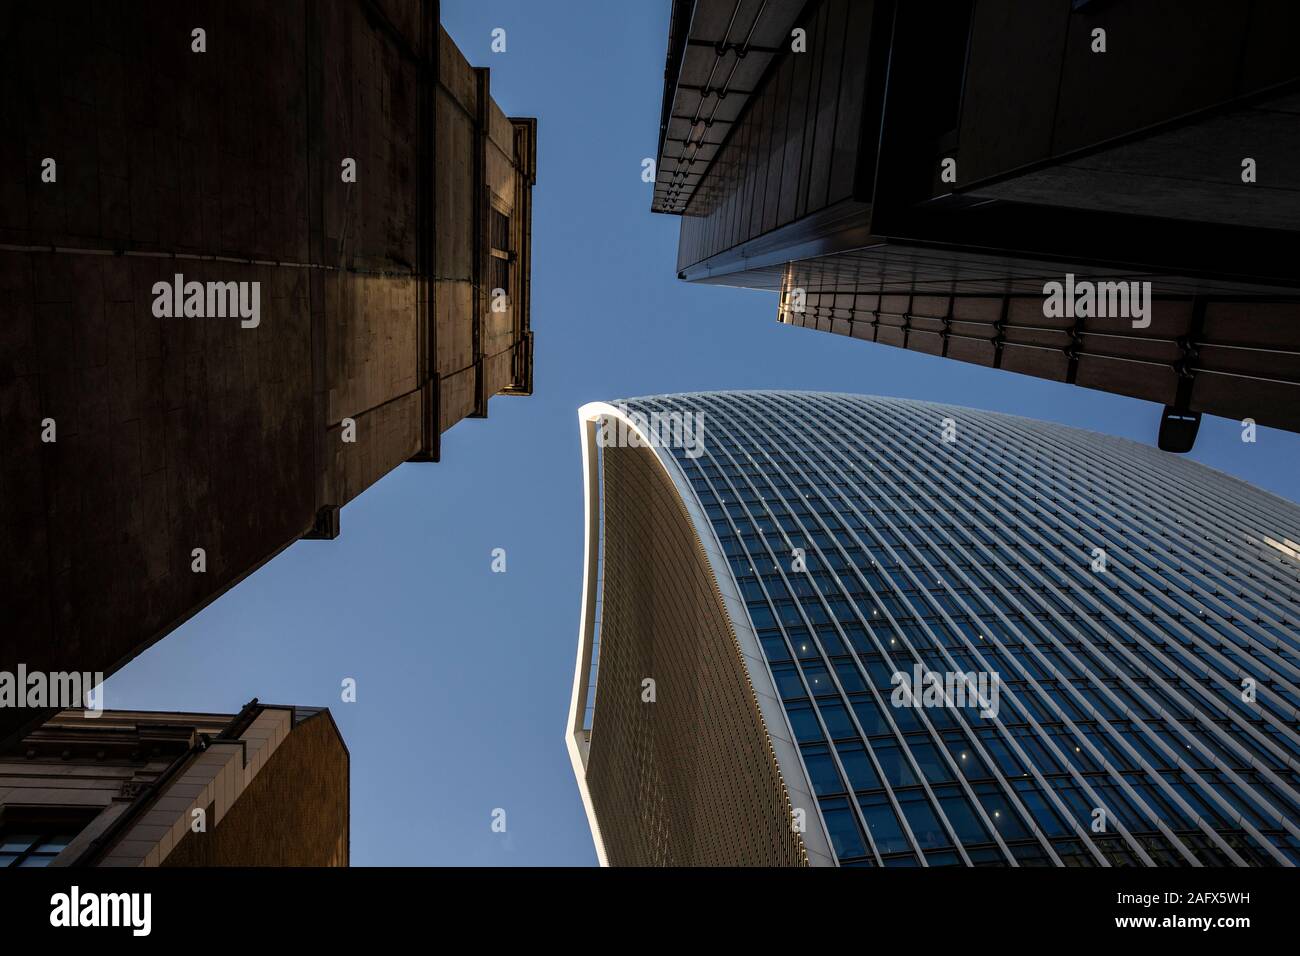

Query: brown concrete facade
(0, 703), (348, 866)
(0, 1), (536, 744)
(164, 707), (348, 867)
(584, 442), (808, 866)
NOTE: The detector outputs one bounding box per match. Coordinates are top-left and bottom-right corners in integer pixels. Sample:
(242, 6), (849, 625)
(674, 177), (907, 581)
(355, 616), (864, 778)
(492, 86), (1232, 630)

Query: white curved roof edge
(566, 401), (837, 867)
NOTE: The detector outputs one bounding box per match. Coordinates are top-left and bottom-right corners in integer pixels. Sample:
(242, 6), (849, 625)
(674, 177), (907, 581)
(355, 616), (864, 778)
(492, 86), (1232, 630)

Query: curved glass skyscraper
(567, 391), (1300, 867)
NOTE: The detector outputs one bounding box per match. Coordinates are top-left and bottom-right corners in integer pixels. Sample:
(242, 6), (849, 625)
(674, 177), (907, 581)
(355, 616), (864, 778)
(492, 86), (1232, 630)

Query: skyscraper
(567, 391), (1300, 866)
(650, 0), (1300, 450)
(0, 1), (536, 744)
(1, 701), (348, 866)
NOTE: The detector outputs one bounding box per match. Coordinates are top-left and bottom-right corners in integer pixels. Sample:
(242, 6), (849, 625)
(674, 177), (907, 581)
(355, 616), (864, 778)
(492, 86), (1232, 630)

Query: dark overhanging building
(0, 1), (535, 744)
(651, 0), (1300, 453)
(568, 391), (1300, 866)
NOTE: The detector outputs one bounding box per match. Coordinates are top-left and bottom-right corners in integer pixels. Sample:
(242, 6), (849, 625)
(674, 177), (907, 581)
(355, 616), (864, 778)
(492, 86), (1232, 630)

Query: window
(836, 743), (882, 792)
(850, 694), (890, 736)
(801, 661), (835, 697)
(820, 798), (869, 860)
(802, 746), (847, 796)
(858, 792), (911, 854)
(974, 782), (1033, 841)
(873, 741), (919, 787)
(896, 790), (951, 849)
(770, 664), (806, 701)
(907, 740), (955, 783)
(491, 207), (511, 253)
(816, 699), (857, 740)
(934, 787), (994, 845)
(0, 827), (79, 867)
(785, 702), (825, 743)
(489, 207), (512, 310)
(833, 660), (867, 693)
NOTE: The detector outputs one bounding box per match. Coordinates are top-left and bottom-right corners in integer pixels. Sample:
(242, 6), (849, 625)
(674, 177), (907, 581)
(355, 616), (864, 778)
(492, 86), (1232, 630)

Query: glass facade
(606, 391), (1300, 867)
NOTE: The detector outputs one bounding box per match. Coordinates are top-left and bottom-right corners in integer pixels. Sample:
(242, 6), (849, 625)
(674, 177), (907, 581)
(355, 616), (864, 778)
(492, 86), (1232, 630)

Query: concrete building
(0, 701), (347, 866)
(568, 391), (1300, 866)
(0, 1), (535, 744)
(651, 0), (1300, 452)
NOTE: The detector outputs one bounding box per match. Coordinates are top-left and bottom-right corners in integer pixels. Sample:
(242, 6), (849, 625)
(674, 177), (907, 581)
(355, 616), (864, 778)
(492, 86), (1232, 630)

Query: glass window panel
(907, 740), (955, 783)
(786, 702), (824, 743)
(833, 660), (867, 692)
(896, 790), (951, 849)
(820, 799), (869, 860)
(850, 695), (890, 736)
(1014, 785), (1071, 837)
(803, 749), (846, 797)
(945, 739), (994, 781)
(926, 850), (963, 866)
(816, 699), (857, 740)
(760, 634), (792, 662)
(975, 784), (1034, 841)
(1010, 842), (1053, 866)
(836, 743), (883, 792)
(873, 742), (918, 787)
(936, 791), (993, 845)
(801, 661), (836, 697)
(858, 792), (912, 855)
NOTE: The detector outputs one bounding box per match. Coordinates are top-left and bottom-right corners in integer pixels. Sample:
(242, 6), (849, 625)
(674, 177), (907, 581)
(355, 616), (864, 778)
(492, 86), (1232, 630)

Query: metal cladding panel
(652, 0), (811, 217)
(584, 441), (810, 866)
(666, 0), (878, 273)
(773, 267), (1300, 435)
(604, 391), (1300, 867)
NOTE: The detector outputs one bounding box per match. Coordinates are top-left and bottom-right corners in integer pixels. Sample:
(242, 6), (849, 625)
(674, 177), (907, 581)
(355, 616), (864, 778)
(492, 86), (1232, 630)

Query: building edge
(566, 401), (838, 866)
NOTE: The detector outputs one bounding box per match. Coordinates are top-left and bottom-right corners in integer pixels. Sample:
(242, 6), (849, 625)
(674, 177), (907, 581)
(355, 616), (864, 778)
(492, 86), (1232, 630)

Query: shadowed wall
(0, 0), (535, 743)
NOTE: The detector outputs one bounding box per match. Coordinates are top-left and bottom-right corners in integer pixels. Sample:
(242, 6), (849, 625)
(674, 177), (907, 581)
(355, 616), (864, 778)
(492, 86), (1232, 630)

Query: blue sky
(104, 0), (1299, 866)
